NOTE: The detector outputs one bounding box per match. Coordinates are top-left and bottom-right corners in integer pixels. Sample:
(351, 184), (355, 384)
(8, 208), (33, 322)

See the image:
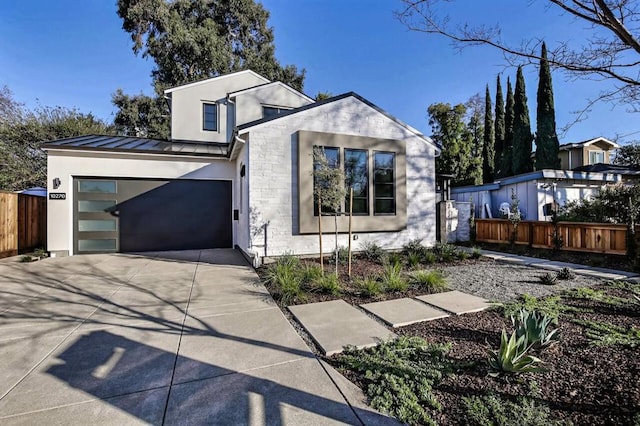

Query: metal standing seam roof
(41, 135), (229, 157)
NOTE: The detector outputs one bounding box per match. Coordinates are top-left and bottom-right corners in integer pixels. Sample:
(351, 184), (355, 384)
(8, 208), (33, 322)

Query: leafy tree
(494, 75), (505, 178)
(465, 94), (484, 185)
(512, 67), (534, 175)
(483, 84), (495, 183)
(428, 103), (471, 184)
(0, 87), (111, 190)
(313, 147), (346, 276)
(315, 92), (333, 101)
(397, 1), (640, 111)
(535, 43), (561, 170)
(503, 77), (515, 177)
(614, 142), (640, 166)
(114, 0), (305, 139)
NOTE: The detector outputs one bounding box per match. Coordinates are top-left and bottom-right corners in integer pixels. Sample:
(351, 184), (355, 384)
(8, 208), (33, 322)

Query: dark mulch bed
(379, 283), (640, 425)
(473, 241), (635, 272)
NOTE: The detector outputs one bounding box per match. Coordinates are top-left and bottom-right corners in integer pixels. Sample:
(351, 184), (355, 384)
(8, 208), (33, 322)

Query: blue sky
(1, 0), (638, 144)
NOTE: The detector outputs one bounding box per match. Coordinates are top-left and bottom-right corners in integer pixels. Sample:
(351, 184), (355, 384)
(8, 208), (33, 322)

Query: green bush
(574, 319), (640, 347)
(407, 251), (422, 268)
(423, 251), (437, 265)
(403, 238), (427, 256)
(360, 241), (385, 263)
(300, 264), (323, 285)
(386, 251), (404, 267)
(381, 262), (408, 291)
(502, 294), (575, 324)
(471, 246), (482, 259)
(329, 246), (349, 265)
(488, 329), (546, 376)
(556, 267), (576, 280)
(435, 242), (459, 263)
(19, 255), (32, 263)
(264, 261), (306, 305)
(512, 309), (559, 349)
(335, 336), (453, 426)
(411, 270), (449, 293)
(457, 250), (470, 260)
(355, 276), (383, 297)
(311, 273), (341, 295)
(539, 272), (558, 286)
(463, 393), (562, 426)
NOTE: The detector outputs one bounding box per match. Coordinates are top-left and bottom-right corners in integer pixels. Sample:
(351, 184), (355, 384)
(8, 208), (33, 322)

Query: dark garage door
(74, 178), (232, 254)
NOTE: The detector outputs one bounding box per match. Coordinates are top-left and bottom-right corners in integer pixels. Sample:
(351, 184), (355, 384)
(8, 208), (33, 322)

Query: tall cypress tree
(535, 42), (561, 170)
(502, 77), (515, 177)
(512, 66), (534, 175)
(482, 85), (495, 183)
(494, 75), (505, 178)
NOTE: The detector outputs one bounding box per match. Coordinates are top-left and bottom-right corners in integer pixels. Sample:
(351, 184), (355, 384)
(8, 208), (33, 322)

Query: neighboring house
(43, 70), (440, 264)
(451, 169), (622, 221)
(558, 137), (619, 169)
(571, 163), (640, 181)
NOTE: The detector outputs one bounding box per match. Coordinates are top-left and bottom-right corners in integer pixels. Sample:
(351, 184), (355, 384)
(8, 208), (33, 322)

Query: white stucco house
(43, 70), (440, 264)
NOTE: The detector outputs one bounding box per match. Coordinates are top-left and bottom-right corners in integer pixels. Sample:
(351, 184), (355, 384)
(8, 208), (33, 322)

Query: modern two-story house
(43, 70), (440, 264)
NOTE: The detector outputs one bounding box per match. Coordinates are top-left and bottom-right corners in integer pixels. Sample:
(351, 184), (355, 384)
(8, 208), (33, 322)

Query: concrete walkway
(469, 248), (640, 281)
(0, 250), (396, 425)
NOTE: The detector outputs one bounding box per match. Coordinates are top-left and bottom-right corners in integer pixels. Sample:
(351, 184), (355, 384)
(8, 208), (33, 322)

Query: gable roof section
(237, 92), (440, 151)
(41, 135), (228, 157)
(227, 81), (314, 103)
(164, 70), (270, 94)
(559, 137), (619, 150)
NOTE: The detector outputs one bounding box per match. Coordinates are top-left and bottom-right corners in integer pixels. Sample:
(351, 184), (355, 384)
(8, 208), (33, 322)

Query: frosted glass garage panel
(78, 180), (116, 193)
(78, 200), (116, 212)
(78, 220), (117, 232)
(78, 239), (117, 251)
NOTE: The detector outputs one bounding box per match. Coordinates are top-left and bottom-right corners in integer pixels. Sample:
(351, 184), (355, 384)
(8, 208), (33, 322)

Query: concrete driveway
(0, 250), (393, 425)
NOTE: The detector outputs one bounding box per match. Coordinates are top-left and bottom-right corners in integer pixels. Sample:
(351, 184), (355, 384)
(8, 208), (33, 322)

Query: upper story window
(589, 150), (605, 164)
(203, 103), (217, 131)
(263, 106), (290, 119)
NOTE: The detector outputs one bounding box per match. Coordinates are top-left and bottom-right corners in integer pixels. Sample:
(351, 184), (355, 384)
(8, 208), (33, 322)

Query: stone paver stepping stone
(360, 298), (449, 328)
(289, 300), (396, 356)
(416, 290), (490, 315)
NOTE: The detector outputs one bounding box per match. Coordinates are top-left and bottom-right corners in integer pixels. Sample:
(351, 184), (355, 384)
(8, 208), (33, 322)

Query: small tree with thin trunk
(313, 147), (346, 276)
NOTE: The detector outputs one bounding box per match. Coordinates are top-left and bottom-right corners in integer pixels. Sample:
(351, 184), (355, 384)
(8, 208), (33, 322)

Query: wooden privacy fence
(0, 192), (47, 258)
(475, 219), (630, 255)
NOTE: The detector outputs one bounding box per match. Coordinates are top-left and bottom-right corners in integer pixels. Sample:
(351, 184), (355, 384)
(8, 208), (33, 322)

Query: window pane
(345, 149), (368, 214)
(78, 239), (117, 251)
(78, 220), (116, 232)
(347, 198), (368, 214)
(78, 181), (116, 193)
(78, 200), (116, 212)
(374, 152), (395, 215)
(375, 183), (394, 198)
(203, 103), (217, 131)
(313, 146), (340, 215)
(263, 106), (279, 118)
(375, 199), (395, 214)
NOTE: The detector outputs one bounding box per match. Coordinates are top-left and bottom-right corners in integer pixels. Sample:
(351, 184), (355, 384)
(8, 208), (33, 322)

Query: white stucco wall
(168, 71), (269, 143)
(46, 150), (236, 255)
(243, 96), (437, 258)
(233, 84), (313, 126)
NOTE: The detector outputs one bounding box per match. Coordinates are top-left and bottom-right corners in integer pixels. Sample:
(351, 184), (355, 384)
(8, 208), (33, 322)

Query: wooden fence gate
(0, 192), (47, 258)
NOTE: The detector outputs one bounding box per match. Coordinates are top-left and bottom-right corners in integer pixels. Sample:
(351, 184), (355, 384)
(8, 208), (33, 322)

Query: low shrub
(335, 336), (453, 425)
(435, 242), (459, 263)
(19, 256), (32, 263)
(556, 267), (576, 280)
(574, 319), (640, 347)
(311, 273), (341, 295)
(264, 260), (306, 305)
(457, 250), (469, 260)
(355, 276), (383, 297)
(412, 270), (449, 293)
(360, 241), (385, 263)
(407, 251), (422, 268)
(512, 309), (559, 349)
(502, 294), (576, 324)
(403, 238), (427, 257)
(471, 246), (482, 259)
(329, 246), (349, 265)
(487, 329), (546, 376)
(423, 251), (437, 265)
(381, 261), (408, 291)
(300, 264), (323, 285)
(386, 251), (404, 268)
(539, 272), (558, 286)
(463, 393), (562, 426)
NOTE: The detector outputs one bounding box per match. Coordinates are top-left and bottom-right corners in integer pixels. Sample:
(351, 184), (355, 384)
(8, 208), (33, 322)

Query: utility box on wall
(436, 200), (470, 243)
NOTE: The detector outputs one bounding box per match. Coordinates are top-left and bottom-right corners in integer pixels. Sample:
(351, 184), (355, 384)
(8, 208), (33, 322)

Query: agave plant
(512, 309), (559, 349)
(487, 329), (546, 377)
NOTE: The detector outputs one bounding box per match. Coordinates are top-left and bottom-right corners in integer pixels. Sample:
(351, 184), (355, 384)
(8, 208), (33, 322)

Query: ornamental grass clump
(381, 261), (408, 291)
(264, 258), (306, 305)
(411, 270), (449, 293)
(355, 276), (383, 297)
